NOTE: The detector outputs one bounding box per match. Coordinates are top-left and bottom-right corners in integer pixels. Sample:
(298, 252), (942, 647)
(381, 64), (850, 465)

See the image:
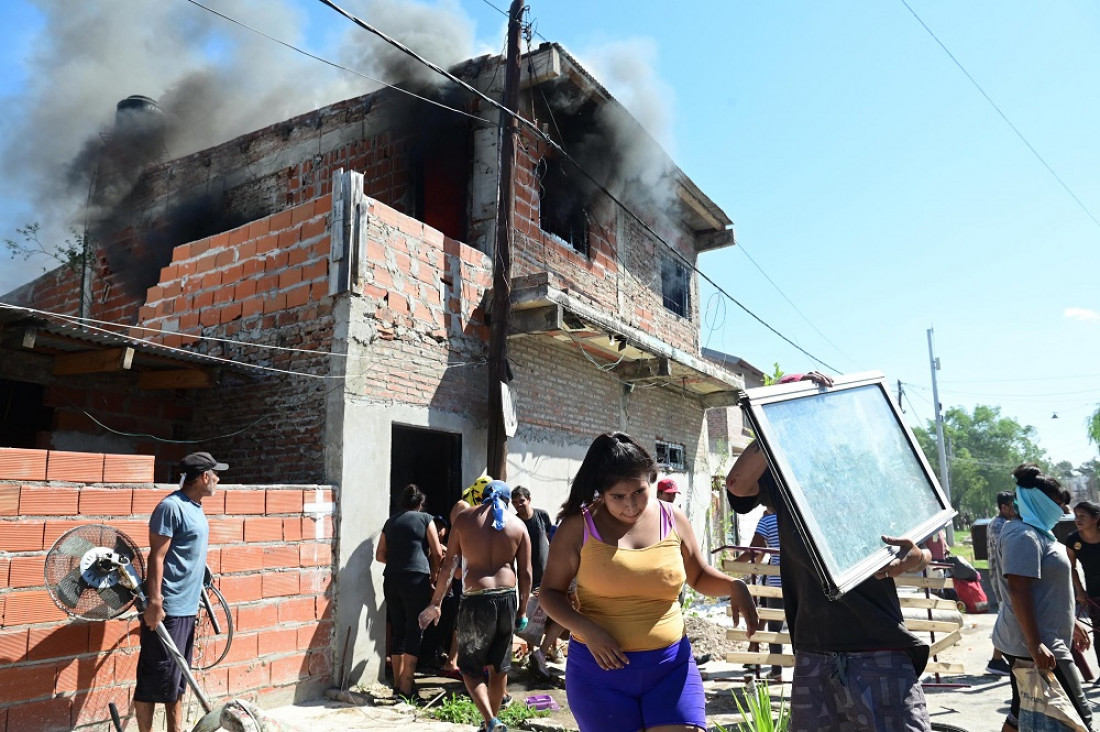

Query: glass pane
(761, 384), (945, 579)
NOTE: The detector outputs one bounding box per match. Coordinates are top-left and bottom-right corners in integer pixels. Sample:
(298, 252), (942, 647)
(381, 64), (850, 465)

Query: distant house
(1, 43), (745, 688)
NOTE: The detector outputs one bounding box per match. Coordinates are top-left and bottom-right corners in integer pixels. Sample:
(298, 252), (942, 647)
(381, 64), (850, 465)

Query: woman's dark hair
(1075, 501), (1100, 520)
(512, 486), (531, 501)
(559, 432), (658, 521)
(1012, 463), (1064, 504)
(400, 483), (426, 511)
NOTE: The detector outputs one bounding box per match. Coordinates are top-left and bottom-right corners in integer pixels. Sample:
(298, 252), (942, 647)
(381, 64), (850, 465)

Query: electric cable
(311, 0), (842, 373)
(899, 0), (1100, 230)
(181, 0), (495, 126)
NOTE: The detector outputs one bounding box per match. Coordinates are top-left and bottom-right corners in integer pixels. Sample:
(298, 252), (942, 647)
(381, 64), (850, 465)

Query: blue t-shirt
(149, 490), (209, 616)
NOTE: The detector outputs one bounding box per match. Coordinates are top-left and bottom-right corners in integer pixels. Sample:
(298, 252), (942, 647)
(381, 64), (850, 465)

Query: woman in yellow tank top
(540, 432), (759, 732)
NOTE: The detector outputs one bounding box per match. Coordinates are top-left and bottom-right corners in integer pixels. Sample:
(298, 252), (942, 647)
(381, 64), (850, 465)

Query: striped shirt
(755, 512), (782, 588)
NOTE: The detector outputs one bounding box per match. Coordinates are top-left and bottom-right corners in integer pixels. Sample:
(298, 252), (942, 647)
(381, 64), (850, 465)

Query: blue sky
(2, 1), (1098, 468)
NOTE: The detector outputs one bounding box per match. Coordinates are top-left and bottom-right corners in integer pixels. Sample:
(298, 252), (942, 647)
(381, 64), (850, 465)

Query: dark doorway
(0, 379), (52, 448)
(389, 425), (461, 519)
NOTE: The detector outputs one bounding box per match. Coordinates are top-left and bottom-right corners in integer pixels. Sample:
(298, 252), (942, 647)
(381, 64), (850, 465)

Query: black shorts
(456, 589), (517, 676)
(133, 615), (196, 703)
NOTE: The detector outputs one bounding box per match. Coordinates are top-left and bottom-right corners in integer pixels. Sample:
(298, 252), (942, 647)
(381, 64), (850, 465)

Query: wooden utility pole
(486, 0), (524, 480)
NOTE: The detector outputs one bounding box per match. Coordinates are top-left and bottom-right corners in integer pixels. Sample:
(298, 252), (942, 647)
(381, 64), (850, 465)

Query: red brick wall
(349, 199), (492, 414)
(0, 453), (336, 731)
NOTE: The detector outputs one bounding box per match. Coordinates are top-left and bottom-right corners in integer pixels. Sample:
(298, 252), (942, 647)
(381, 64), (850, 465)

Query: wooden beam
(726, 606), (786, 622)
(904, 619), (961, 633)
(727, 629), (790, 645)
(898, 596), (959, 611)
(138, 369), (214, 390)
(723, 651), (796, 667)
(929, 629), (962, 656)
(53, 347), (134, 375)
(614, 357), (671, 382)
(509, 304), (563, 335)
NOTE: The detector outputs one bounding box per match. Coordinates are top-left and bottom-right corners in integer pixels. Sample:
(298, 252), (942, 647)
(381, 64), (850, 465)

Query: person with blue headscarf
(419, 479), (532, 732)
(992, 463), (1095, 731)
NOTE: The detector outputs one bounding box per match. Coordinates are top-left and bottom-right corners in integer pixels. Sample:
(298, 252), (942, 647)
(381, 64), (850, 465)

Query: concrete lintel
(509, 304), (563, 335)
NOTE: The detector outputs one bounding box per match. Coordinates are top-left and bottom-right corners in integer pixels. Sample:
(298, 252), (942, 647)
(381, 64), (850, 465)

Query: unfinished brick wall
(348, 198), (492, 415)
(0, 448), (336, 732)
(512, 129), (700, 355)
(135, 197), (336, 484)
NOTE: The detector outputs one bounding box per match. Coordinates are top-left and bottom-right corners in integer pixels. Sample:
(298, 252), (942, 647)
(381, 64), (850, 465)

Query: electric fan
(44, 524), (224, 732)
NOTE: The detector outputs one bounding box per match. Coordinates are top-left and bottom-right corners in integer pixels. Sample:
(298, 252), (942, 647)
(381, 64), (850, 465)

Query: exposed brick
(219, 545), (263, 573)
(0, 483), (19, 515)
(88, 620), (135, 654)
(285, 283), (309, 308)
(40, 519), (84, 548)
(0, 661), (56, 702)
(235, 603), (271, 633)
(70, 683), (131, 729)
(258, 627), (298, 656)
(9, 694), (73, 731)
(223, 490), (265, 515)
(45, 451), (105, 482)
(307, 649), (332, 678)
(269, 653), (309, 684)
(8, 555), (46, 588)
(0, 522), (45, 551)
(0, 447), (48, 480)
(28, 623), (90, 662)
(262, 545), (298, 569)
(19, 486), (79, 515)
(193, 665), (229, 698)
(55, 654), (103, 693)
(0, 627), (29, 664)
(219, 574), (263, 603)
(228, 660), (270, 695)
(265, 490), (303, 514)
(244, 517), (283, 543)
(223, 631), (258, 664)
(131, 489), (173, 514)
(208, 518), (245, 544)
(283, 518), (303, 542)
(298, 622), (331, 651)
(276, 597), (315, 624)
(78, 487), (134, 516)
(262, 571), (300, 598)
(5, 590), (69, 625)
(102, 454), (155, 483)
(299, 542), (332, 567)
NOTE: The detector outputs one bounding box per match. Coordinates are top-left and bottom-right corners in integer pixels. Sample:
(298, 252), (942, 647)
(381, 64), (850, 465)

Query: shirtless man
(421, 480), (532, 732)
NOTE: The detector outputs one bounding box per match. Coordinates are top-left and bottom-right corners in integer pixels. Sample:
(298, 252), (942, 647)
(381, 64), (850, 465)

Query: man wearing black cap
(135, 451), (227, 732)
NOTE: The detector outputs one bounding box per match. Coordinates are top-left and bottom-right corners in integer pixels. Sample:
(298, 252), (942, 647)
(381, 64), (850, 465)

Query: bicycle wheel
(192, 583), (233, 670)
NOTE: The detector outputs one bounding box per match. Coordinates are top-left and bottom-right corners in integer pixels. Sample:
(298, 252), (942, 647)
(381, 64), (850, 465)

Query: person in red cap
(135, 451), (226, 732)
(656, 477), (680, 504)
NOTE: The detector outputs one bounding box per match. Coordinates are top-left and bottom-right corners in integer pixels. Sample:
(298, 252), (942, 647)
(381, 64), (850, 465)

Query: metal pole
(486, 0), (523, 480)
(928, 327), (955, 545)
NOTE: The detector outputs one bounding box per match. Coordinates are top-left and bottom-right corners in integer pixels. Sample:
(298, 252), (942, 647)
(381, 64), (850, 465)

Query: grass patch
(427, 693), (550, 727)
(950, 542), (988, 570)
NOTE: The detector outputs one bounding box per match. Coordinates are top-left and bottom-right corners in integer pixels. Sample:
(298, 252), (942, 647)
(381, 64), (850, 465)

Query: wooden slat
(723, 561), (782, 577)
(925, 662), (966, 675)
(726, 606), (786, 622)
(137, 369), (214, 390)
(725, 651), (796, 667)
(898, 596), (959, 611)
(895, 575), (954, 589)
(53, 347), (134, 375)
(904, 619), (961, 633)
(744, 585), (784, 598)
(727, 630), (790, 645)
(929, 630), (963, 657)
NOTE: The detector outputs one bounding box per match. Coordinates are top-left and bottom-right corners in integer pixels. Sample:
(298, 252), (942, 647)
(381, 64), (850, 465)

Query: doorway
(389, 425), (462, 519)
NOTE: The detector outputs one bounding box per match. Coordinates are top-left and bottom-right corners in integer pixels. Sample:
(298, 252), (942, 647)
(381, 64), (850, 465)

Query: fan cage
(44, 524), (146, 621)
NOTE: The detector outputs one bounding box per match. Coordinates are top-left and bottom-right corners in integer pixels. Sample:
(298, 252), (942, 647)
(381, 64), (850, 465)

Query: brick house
(1, 42), (744, 696)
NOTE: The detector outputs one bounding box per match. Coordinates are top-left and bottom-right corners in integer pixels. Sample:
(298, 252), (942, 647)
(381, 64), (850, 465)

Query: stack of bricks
(137, 195), (333, 348)
(0, 447), (336, 731)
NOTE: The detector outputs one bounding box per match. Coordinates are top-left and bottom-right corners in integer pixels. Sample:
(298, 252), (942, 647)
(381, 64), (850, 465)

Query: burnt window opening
(0, 379), (53, 448)
(535, 158), (589, 256)
(655, 440), (686, 471)
(661, 256), (690, 317)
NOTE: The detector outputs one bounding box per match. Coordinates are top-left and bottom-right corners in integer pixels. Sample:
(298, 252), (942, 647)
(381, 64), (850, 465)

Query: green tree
(1088, 404), (1100, 450)
(4, 222), (86, 274)
(913, 405), (1048, 519)
(762, 362), (785, 386)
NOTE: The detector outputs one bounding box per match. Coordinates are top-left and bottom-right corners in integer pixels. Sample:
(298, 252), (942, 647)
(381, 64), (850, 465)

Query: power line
(309, 0), (841, 373)
(899, 0), (1100, 230)
(733, 240), (860, 369)
(181, 0), (494, 126)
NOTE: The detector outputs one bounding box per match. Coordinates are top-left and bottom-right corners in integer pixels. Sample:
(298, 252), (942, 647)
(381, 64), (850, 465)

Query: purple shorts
(565, 636), (706, 732)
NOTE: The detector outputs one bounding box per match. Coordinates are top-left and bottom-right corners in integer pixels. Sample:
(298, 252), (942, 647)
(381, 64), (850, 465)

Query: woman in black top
(1066, 500), (1100, 672)
(376, 484), (443, 698)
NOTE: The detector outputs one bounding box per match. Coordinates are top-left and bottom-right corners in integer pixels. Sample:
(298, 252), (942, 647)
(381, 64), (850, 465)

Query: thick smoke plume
(0, 0), (475, 295)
